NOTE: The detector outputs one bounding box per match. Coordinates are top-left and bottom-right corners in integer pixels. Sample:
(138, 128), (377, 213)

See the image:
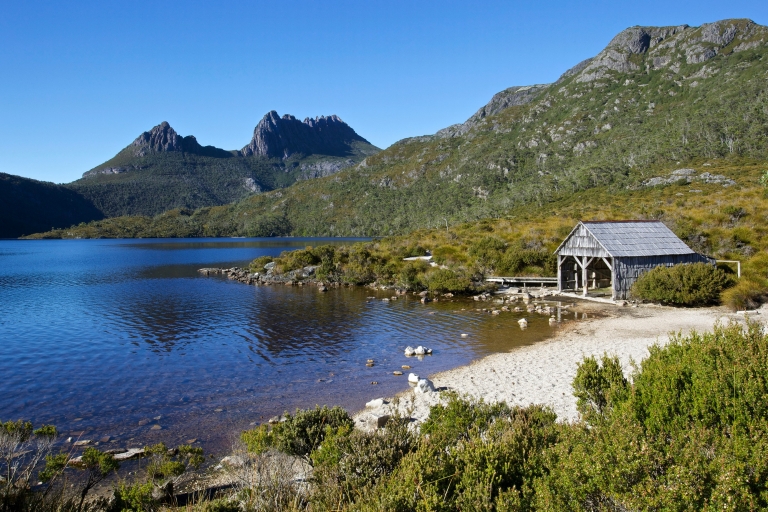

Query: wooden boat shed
(555, 220), (711, 300)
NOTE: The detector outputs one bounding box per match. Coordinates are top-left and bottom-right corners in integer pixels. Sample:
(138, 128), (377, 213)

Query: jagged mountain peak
(571, 18), (766, 83)
(241, 111), (370, 158)
(131, 121), (183, 155)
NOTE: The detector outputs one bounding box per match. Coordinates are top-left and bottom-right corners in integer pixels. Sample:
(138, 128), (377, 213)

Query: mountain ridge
(65, 112), (379, 217)
(26, 17), (768, 240)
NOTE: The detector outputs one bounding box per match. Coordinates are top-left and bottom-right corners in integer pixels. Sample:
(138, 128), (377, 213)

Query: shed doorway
(558, 255), (614, 298)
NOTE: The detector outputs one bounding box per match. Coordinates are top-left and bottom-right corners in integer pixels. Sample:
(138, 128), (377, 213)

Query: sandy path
(354, 302), (765, 430)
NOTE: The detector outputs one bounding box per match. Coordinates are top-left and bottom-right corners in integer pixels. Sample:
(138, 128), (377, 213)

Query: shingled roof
(557, 221), (696, 258)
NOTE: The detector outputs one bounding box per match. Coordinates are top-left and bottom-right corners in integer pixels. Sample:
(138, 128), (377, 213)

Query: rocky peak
(436, 84), (549, 139)
(241, 111), (368, 158)
(568, 18), (766, 83)
(131, 122), (183, 156)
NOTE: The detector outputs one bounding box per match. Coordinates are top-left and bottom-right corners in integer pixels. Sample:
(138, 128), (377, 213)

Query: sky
(1, 1), (766, 184)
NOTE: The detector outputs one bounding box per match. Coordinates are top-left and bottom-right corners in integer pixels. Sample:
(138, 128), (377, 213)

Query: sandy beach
(355, 300), (766, 430)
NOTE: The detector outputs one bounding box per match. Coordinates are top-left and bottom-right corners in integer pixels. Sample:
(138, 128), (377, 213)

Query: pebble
(73, 440), (91, 447)
(150, 425), (162, 430)
(137, 419), (150, 426)
(371, 381), (378, 385)
(214, 408), (223, 412)
(401, 365), (411, 369)
(393, 371), (403, 376)
(186, 439), (197, 444)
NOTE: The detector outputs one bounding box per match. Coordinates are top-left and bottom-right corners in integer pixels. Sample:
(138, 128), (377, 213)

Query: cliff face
(241, 111), (371, 158)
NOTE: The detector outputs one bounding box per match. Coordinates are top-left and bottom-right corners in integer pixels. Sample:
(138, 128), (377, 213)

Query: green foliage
(721, 277), (767, 310)
(241, 406), (353, 462)
(111, 481), (155, 512)
(631, 262), (734, 306)
(144, 443), (204, 483)
(537, 321), (768, 510)
(423, 268), (472, 293)
(310, 417), (418, 508)
(572, 354), (628, 422)
(248, 255), (274, 273)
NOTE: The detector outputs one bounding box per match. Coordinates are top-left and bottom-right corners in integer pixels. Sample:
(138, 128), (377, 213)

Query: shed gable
(557, 224), (611, 258)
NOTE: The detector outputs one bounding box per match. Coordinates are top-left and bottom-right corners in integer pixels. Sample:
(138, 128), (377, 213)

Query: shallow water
(0, 238), (571, 454)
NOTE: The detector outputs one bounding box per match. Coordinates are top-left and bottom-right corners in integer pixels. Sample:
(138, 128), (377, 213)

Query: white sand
(355, 302), (765, 430)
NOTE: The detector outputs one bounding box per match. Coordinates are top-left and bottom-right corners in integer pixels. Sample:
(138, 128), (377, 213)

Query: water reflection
(0, 238), (584, 455)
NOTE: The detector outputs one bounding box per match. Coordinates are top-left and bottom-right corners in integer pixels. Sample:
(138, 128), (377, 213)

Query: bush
(424, 268), (472, 293)
(242, 406), (353, 462)
(721, 277), (766, 311)
(631, 262), (734, 306)
(572, 354), (628, 422)
(248, 255), (273, 273)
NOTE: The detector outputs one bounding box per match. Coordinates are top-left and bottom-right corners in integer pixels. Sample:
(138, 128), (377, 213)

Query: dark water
(0, 238), (569, 455)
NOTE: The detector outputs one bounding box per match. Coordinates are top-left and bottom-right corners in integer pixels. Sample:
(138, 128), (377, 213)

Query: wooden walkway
(485, 276), (558, 287)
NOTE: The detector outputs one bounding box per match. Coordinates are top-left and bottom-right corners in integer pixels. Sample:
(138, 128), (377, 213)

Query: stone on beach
(518, 318), (528, 328)
(366, 398), (386, 408)
(408, 373), (420, 383)
(414, 378), (435, 394)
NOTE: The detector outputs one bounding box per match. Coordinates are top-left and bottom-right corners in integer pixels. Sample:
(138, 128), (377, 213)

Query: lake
(0, 238), (568, 455)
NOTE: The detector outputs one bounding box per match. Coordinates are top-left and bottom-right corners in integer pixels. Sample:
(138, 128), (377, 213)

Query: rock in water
(404, 346), (416, 356)
(408, 373), (420, 383)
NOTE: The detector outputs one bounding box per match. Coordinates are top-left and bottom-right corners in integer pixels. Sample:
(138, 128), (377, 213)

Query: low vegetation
(631, 262), (735, 306)
(226, 321), (768, 511)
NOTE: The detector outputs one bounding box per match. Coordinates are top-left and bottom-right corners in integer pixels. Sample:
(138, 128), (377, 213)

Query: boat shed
(555, 220), (712, 300)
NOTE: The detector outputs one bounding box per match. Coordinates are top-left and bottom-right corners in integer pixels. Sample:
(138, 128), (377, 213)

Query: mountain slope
(65, 113), (379, 218)
(0, 173), (103, 238)
(33, 18), (768, 239)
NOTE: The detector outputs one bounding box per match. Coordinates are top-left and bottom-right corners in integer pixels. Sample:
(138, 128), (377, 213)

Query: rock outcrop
(128, 122), (233, 159)
(241, 111), (372, 159)
(571, 19), (766, 83)
(436, 85), (549, 138)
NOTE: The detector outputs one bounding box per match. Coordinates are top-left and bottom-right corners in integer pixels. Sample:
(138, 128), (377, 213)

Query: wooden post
(557, 254), (562, 293)
(582, 256), (588, 297)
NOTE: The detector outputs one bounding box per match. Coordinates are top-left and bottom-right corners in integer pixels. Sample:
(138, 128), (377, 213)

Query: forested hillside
(0, 173), (103, 238)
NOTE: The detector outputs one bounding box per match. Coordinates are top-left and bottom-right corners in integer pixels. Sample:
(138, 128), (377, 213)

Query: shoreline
(354, 300), (765, 429)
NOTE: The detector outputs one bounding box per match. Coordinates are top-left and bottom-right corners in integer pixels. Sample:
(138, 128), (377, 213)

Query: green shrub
(241, 406), (353, 462)
(631, 262), (734, 306)
(248, 255), (273, 272)
(572, 354), (628, 422)
(310, 415), (417, 508)
(424, 268), (472, 293)
(721, 277), (766, 310)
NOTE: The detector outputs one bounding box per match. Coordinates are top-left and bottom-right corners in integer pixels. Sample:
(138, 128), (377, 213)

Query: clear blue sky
(1, 1), (765, 183)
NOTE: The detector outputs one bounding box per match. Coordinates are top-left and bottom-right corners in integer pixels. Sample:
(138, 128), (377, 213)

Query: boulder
(114, 448), (145, 461)
(404, 346), (416, 356)
(414, 378), (436, 394)
(408, 373), (420, 383)
(366, 398), (386, 408)
(518, 318), (528, 328)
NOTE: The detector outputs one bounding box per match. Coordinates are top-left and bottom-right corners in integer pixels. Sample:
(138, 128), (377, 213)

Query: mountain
(65, 113), (379, 218)
(0, 173), (103, 238)
(31, 18), (768, 239)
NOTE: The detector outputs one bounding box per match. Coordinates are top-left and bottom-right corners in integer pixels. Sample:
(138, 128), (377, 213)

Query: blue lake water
(0, 238), (566, 454)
